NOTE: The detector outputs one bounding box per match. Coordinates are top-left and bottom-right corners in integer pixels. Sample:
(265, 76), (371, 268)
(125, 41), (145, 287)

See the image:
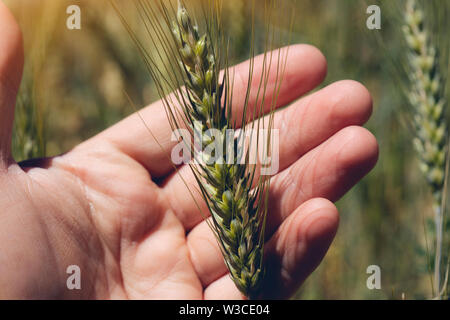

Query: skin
(0, 3), (378, 299)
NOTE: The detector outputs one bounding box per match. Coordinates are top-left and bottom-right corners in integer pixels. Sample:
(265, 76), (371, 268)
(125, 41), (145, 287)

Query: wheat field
(6, 0), (450, 299)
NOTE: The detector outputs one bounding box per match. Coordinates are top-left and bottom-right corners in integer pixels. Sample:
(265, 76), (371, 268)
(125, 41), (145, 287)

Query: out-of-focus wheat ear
(13, 76), (46, 161)
(404, 0), (448, 299)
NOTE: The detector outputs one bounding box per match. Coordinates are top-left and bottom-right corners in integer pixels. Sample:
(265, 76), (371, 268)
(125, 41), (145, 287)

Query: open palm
(0, 3), (378, 299)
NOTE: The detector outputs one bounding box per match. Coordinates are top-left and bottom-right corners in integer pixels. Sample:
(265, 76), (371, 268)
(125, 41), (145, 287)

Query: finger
(275, 80), (372, 169)
(96, 44), (327, 177)
(187, 125), (377, 287)
(203, 198), (338, 299)
(257, 198), (339, 299)
(265, 125), (378, 237)
(204, 273), (246, 300)
(0, 2), (24, 167)
(164, 80), (372, 230)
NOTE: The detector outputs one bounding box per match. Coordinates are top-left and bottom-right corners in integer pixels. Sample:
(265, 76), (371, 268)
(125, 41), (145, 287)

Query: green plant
(12, 76), (46, 161)
(113, 0), (289, 299)
(172, 2), (270, 298)
(403, 0), (448, 299)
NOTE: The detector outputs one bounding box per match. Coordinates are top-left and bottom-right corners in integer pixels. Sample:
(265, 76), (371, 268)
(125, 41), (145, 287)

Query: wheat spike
(172, 2), (268, 299)
(403, 0), (447, 298)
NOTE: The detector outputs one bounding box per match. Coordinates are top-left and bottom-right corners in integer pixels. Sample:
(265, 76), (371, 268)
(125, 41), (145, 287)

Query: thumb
(0, 1), (24, 167)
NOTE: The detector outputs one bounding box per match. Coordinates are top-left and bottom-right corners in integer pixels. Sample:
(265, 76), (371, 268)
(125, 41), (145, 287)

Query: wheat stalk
(403, 0), (447, 298)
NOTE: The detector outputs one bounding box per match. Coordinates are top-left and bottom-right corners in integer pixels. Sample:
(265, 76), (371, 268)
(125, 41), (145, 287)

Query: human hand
(0, 3), (377, 299)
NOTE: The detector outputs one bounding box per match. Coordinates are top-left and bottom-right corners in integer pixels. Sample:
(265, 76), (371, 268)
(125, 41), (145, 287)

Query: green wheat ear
(172, 1), (268, 298)
(112, 0), (289, 299)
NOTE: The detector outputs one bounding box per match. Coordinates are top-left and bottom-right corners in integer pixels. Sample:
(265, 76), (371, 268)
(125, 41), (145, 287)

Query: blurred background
(5, 0), (450, 299)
